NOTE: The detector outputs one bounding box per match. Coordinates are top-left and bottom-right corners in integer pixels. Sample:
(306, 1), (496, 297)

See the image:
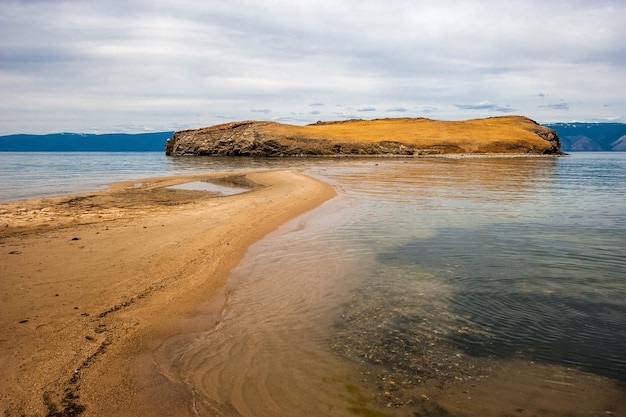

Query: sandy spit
(0, 169), (336, 417)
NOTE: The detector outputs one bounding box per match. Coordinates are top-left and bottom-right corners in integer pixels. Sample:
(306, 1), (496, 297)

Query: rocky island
(165, 116), (562, 156)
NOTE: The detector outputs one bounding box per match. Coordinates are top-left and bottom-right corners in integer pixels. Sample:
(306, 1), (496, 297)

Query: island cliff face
(165, 116), (562, 156)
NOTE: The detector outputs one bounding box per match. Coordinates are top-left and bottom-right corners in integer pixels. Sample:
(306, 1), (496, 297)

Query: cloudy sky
(1, 0), (625, 134)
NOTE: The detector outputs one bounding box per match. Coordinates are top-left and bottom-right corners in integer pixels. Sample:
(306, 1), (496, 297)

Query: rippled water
(162, 153), (626, 416)
(2, 152), (625, 415)
(326, 156), (626, 381)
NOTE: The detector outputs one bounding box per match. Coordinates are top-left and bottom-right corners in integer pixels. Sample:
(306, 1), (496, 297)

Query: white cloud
(0, 0), (625, 134)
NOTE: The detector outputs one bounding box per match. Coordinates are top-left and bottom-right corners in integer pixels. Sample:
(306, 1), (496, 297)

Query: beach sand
(0, 169), (335, 416)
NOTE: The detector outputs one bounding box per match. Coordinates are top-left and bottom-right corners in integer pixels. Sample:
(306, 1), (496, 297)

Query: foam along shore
(0, 169), (336, 417)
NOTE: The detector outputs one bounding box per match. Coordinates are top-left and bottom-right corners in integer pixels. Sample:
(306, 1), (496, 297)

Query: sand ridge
(0, 169), (336, 416)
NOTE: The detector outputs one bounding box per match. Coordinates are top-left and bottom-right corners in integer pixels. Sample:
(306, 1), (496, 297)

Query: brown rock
(165, 116), (563, 156)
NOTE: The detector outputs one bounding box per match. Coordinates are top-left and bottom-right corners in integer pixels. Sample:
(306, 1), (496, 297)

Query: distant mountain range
(0, 132), (174, 152)
(544, 123), (626, 152)
(0, 122), (624, 152)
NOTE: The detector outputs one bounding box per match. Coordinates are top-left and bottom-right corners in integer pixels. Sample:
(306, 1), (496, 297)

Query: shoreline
(0, 169), (336, 416)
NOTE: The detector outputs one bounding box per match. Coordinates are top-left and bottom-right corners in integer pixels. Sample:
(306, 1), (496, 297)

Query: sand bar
(0, 169), (335, 416)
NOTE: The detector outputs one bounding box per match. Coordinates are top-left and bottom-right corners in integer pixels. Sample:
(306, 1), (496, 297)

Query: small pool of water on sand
(167, 180), (250, 196)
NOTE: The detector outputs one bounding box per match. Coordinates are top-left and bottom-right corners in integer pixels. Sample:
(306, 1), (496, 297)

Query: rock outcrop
(165, 116), (562, 156)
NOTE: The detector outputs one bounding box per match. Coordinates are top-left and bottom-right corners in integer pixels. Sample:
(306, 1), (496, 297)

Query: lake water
(2, 152), (625, 416)
(0, 152), (274, 202)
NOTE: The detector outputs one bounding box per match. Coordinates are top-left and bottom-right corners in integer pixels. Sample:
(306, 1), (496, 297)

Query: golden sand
(0, 169), (335, 416)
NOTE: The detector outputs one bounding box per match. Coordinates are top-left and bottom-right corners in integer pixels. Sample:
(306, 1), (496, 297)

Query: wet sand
(0, 169), (335, 416)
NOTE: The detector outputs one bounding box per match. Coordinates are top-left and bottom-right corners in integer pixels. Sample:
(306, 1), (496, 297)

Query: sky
(1, 0), (625, 134)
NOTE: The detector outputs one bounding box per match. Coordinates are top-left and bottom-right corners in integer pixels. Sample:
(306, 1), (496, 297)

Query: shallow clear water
(167, 181), (250, 195)
(2, 152), (625, 415)
(164, 153), (625, 416)
(313, 155), (626, 382)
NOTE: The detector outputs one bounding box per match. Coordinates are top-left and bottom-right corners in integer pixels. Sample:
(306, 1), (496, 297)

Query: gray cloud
(334, 112), (359, 120)
(540, 102), (570, 110)
(251, 109), (271, 114)
(386, 107), (408, 112)
(0, 0), (624, 134)
(454, 102), (515, 113)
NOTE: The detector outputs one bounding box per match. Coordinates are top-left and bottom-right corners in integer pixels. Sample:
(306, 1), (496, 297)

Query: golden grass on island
(265, 116), (552, 151)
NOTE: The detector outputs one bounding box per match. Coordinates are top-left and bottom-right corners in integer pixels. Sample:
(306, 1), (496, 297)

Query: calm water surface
(165, 153), (625, 416)
(2, 152), (625, 415)
(0, 152), (303, 202)
(325, 155), (626, 381)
